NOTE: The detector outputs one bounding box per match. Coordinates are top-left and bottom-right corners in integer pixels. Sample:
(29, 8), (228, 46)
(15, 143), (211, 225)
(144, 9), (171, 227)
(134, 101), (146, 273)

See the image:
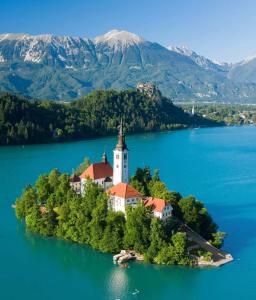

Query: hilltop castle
(70, 121), (172, 220)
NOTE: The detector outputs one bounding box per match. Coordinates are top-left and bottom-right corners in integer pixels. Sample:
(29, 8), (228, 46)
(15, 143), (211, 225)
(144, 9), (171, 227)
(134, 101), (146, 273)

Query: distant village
(70, 120), (173, 221)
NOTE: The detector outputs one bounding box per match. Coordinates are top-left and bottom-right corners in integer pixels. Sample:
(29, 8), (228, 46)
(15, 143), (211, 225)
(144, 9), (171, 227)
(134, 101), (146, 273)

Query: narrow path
(181, 224), (233, 266)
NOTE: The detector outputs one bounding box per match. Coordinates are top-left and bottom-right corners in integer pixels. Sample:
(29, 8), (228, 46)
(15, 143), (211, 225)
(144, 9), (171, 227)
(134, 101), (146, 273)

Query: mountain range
(1, 29), (256, 102)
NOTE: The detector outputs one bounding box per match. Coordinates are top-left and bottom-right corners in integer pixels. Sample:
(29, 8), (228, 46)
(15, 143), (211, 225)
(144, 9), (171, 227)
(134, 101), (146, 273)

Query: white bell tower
(113, 120), (129, 185)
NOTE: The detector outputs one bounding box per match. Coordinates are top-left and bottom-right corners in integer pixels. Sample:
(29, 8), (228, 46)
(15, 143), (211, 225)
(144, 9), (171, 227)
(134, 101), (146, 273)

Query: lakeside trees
(0, 91), (219, 145)
(180, 103), (256, 126)
(15, 166), (225, 266)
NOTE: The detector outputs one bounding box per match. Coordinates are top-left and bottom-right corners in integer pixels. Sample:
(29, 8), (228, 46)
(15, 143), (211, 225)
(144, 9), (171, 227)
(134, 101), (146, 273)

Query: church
(70, 121), (172, 220)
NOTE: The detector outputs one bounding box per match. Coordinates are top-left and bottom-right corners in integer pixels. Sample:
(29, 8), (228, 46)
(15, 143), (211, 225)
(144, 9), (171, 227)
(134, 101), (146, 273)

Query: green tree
(100, 212), (126, 253)
(89, 193), (108, 249)
(25, 205), (41, 232)
(145, 217), (166, 262)
(171, 232), (190, 265)
(81, 181), (102, 217)
(178, 196), (217, 239)
(15, 185), (37, 219)
(75, 157), (91, 175)
(155, 232), (191, 265)
(210, 231), (226, 248)
(129, 167), (152, 195)
(48, 168), (60, 190)
(124, 205), (152, 253)
(35, 175), (51, 203)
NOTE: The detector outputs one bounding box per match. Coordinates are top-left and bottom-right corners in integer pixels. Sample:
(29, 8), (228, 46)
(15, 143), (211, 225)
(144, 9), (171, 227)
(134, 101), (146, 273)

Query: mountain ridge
(0, 29), (256, 102)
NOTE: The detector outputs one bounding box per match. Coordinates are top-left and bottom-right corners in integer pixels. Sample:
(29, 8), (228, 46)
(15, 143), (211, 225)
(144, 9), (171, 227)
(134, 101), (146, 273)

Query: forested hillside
(0, 90), (220, 145)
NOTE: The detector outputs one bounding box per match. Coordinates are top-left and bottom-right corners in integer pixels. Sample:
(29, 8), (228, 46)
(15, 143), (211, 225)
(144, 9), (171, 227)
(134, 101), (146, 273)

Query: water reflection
(16, 222), (208, 300)
(108, 267), (129, 299)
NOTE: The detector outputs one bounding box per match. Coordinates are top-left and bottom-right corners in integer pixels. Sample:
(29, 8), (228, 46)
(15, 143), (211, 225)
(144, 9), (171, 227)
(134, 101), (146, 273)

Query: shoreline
(0, 123), (224, 148)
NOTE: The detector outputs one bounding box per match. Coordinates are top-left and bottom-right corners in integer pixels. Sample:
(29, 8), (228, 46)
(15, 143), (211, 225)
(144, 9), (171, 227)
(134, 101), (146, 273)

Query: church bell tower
(113, 120), (129, 185)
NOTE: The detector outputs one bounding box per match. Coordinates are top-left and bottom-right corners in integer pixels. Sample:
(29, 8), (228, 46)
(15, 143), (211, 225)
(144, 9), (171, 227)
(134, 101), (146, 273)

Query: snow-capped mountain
(0, 29), (256, 102)
(0, 33), (96, 67)
(168, 45), (230, 73)
(228, 53), (256, 83)
(94, 29), (145, 47)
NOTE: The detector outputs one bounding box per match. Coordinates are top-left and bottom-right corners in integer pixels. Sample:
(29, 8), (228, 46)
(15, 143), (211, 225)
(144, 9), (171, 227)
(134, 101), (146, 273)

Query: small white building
(107, 182), (142, 214)
(144, 197), (173, 221)
(80, 153), (113, 195)
(69, 174), (81, 195)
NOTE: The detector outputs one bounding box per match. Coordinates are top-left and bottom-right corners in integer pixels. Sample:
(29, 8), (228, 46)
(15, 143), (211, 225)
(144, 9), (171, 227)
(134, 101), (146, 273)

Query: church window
(116, 165), (119, 168)
(124, 154), (127, 159)
(116, 155), (119, 159)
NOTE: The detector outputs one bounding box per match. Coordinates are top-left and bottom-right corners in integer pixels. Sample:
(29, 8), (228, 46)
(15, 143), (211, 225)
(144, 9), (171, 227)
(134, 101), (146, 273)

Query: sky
(0, 0), (256, 63)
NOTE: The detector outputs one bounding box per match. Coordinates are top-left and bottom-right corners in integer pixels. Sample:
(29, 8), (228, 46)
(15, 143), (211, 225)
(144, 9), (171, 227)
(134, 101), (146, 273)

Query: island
(15, 121), (233, 267)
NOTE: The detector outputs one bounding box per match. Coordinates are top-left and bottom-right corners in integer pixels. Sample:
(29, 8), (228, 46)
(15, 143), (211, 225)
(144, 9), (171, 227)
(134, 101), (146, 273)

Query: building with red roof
(69, 122), (174, 221)
(80, 152), (113, 195)
(107, 183), (142, 214)
(144, 197), (173, 220)
(69, 174), (81, 195)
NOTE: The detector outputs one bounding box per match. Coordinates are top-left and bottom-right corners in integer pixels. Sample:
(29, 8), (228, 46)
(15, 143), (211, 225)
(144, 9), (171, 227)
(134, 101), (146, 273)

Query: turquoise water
(0, 126), (256, 300)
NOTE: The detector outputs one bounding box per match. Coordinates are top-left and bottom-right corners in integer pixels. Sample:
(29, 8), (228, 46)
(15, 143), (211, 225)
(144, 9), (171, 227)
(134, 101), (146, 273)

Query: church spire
(113, 119), (129, 185)
(115, 119), (127, 150)
(102, 151), (108, 163)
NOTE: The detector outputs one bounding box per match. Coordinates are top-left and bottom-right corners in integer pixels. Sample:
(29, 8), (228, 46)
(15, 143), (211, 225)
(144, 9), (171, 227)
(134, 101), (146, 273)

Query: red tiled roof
(69, 174), (81, 182)
(80, 162), (113, 180)
(107, 183), (142, 199)
(144, 197), (170, 213)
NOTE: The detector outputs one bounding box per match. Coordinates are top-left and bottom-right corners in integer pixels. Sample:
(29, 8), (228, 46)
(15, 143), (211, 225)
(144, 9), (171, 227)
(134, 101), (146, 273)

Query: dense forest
(15, 167), (225, 266)
(0, 90), (220, 145)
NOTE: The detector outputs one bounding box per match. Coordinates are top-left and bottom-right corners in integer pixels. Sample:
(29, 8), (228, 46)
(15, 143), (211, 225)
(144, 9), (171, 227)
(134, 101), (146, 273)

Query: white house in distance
(107, 182), (142, 214)
(144, 197), (173, 221)
(79, 152), (113, 195)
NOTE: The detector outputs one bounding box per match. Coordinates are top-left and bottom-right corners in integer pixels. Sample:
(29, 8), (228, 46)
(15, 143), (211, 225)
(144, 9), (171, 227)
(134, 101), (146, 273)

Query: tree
(155, 232), (191, 266)
(155, 244), (176, 265)
(124, 205), (152, 253)
(37, 210), (57, 236)
(89, 193), (108, 249)
(100, 212), (126, 253)
(178, 196), (217, 239)
(145, 218), (166, 262)
(171, 232), (190, 265)
(25, 205), (41, 232)
(75, 157), (91, 175)
(129, 167), (152, 195)
(210, 231), (226, 248)
(81, 180), (102, 217)
(16, 185), (37, 219)
(35, 175), (51, 203)
(148, 180), (171, 200)
(48, 168), (60, 190)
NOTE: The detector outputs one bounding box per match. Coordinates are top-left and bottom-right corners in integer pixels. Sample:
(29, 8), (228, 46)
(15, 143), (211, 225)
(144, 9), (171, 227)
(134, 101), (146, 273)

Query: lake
(0, 126), (256, 300)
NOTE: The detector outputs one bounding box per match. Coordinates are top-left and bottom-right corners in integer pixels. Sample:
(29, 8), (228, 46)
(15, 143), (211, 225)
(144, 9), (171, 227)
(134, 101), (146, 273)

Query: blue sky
(0, 0), (256, 63)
